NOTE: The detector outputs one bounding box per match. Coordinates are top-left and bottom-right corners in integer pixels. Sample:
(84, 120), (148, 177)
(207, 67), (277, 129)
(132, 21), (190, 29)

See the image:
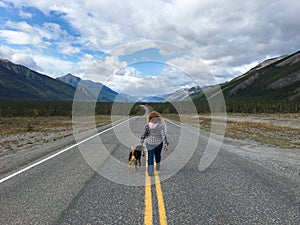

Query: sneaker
(156, 163), (160, 171)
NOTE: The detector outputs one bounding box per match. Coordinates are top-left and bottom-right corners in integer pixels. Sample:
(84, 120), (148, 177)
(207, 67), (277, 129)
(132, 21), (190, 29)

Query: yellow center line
(155, 170), (168, 225)
(144, 153), (153, 225)
(144, 152), (168, 225)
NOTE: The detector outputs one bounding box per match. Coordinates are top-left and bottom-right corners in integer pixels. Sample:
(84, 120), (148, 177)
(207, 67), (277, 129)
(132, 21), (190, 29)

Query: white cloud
(110, 41), (158, 58)
(2, 0), (300, 92)
(0, 44), (15, 58)
(78, 53), (179, 96)
(1, 21), (51, 48)
(75, 53), (96, 76)
(116, 67), (142, 77)
(0, 0), (9, 8)
(6, 20), (32, 32)
(11, 53), (39, 70)
(5, 0), (300, 56)
(4, 0), (300, 56)
(0, 45), (74, 77)
(19, 9), (32, 18)
(81, 55), (127, 83)
(0, 45), (41, 71)
(164, 56), (217, 86)
(4, 20), (72, 43)
(0, 30), (38, 45)
(58, 43), (80, 55)
(41, 22), (72, 41)
(106, 75), (179, 96)
(34, 55), (74, 77)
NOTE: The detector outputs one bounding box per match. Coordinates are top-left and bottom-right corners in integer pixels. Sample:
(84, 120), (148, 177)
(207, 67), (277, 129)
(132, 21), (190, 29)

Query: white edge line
(0, 118), (131, 184)
(165, 118), (181, 128)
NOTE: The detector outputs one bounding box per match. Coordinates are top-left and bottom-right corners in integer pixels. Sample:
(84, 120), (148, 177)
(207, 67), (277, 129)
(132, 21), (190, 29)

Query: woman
(141, 111), (169, 176)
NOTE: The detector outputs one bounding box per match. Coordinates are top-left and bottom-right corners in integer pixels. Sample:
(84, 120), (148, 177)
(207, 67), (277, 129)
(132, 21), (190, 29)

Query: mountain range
(192, 51), (300, 103)
(0, 58), (203, 102)
(134, 85), (205, 102)
(56, 74), (205, 102)
(56, 73), (135, 102)
(0, 59), (75, 100)
(1, 49), (300, 103)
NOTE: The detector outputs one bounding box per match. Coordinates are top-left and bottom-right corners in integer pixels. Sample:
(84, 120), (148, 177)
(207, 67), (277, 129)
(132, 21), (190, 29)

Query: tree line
(0, 98), (299, 118)
(0, 99), (142, 118)
(144, 100), (300, 114)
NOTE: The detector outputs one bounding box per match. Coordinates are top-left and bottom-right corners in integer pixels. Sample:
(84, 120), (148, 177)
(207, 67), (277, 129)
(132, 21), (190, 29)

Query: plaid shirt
(140, 123), (169, 146)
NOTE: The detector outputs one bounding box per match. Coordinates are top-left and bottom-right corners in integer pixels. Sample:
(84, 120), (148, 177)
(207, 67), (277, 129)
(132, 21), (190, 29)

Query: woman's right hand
(164, 144), (169, 151)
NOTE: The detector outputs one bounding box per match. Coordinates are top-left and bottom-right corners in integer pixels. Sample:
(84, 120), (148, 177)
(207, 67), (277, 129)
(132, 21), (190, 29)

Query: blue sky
(1, 0), (300, 96)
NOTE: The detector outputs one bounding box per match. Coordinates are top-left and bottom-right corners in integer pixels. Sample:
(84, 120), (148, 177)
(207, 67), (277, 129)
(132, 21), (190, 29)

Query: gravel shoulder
(222, 137), (300, 184)
(0, 116), (125, 178)
(165, 113), (300, 183)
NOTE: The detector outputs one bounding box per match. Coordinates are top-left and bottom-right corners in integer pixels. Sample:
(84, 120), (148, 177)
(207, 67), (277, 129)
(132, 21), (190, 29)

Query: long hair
(147, 111), (162, 123)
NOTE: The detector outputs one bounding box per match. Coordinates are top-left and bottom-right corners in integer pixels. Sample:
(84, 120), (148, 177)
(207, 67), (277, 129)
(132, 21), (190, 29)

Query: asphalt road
(0, 115), (300, 224)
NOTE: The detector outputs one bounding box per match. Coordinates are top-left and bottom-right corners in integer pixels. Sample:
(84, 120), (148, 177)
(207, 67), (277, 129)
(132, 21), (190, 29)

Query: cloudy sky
(0, 0), (300, 96)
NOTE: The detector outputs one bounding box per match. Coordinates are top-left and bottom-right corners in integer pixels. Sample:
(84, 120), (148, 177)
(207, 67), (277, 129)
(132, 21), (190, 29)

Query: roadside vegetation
(163, 113), (300, 149)
(1, 99), (299, 154)
(0, 115), (124, 155)
(0, 99), (143, 155)
(0, 99), (142, 117)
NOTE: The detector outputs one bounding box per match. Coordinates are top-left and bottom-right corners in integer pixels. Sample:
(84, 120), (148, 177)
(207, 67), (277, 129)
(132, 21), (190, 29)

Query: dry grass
(1, 113), (299, 154)
(226, 120), (300, 149)
(163, 113), (300, 149)
(0, 115), (123, 154)
(0, 117), (72, 136)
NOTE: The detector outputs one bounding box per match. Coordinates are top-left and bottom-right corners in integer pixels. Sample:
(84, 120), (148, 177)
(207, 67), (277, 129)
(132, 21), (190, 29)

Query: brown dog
(128, 145), (144, 173)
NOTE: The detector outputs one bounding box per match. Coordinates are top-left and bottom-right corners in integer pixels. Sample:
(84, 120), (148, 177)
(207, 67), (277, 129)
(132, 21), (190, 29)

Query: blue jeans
(146, 142), (163, 175)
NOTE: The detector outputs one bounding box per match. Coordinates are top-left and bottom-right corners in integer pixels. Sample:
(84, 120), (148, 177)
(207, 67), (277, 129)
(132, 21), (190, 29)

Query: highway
(0, 115), (300, 224)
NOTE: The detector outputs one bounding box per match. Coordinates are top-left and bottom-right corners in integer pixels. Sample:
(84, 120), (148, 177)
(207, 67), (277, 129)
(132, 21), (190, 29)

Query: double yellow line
(144, 154), (168, 225)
